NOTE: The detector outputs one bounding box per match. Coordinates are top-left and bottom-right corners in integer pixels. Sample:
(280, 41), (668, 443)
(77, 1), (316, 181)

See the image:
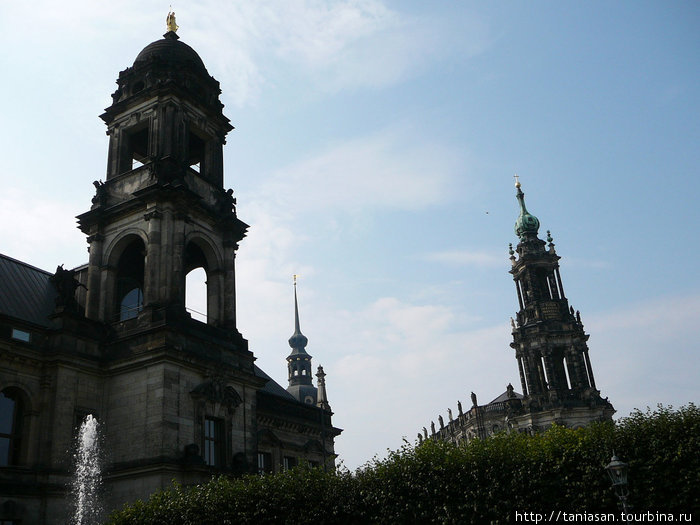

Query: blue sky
(1, 1), (698, 470)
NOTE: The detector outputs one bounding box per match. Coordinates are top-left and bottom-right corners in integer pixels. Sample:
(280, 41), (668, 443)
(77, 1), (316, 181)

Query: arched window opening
(0, 389), (24, 466)
(185, 267), (208, 322)
(116, 239), (145, 321)
(184, 242), (210, 323)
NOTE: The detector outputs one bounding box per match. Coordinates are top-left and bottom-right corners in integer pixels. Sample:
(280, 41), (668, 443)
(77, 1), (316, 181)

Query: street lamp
(605, 453), (631, 512)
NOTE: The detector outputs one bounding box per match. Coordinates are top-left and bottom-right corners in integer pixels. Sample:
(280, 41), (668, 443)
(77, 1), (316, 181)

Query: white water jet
(71, 414), (103, 525)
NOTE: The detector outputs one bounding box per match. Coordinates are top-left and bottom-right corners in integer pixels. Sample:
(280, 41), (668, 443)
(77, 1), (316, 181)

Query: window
(10, 328), (30, 343)
(283, 456), (297, 471)
(187, 129), (206, 175)
(203, 417), (224, 467)
(184, 242), (211, 324)
(115, 239), (145, 321)
(0, 391), (23, 466)
(185, 267), (207, 322)
(119, 287), (143, 320)
(119, 124), (149, 173)
(257, 451), (272, 474)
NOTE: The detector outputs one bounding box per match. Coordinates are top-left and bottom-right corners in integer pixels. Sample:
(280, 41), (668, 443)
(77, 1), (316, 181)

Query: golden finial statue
(166, 7), (179, 32)
(514, 173), (521, 188)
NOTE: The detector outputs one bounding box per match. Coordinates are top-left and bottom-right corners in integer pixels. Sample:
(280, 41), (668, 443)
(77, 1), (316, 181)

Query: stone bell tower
(508, 178), (614, 430)
(75, 23), (261, 507)
(78, 29), (247, 331)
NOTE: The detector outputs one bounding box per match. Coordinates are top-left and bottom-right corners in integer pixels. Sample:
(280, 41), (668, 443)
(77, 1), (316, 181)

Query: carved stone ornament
(191, 377), (242, 411)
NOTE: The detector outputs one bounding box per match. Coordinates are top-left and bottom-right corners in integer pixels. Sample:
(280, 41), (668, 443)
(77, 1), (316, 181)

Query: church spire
(286, 276), (317, 405)
(288, 275), (309, 351)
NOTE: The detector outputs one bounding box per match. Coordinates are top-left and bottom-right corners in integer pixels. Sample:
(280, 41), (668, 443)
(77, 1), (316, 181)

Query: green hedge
(108, 404), (700, 524)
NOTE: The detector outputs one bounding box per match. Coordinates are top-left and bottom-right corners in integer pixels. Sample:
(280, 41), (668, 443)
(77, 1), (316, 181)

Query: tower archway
(183, 236), (223, 325)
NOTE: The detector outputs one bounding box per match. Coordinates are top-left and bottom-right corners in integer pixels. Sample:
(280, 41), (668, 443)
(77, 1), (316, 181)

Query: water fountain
(71, 414), (103, 525)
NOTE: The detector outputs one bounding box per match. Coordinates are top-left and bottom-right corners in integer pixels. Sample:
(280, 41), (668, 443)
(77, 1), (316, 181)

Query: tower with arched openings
(0, 25), (340, 524)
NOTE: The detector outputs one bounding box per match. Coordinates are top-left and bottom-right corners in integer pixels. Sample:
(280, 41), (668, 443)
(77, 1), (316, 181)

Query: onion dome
(514, 178), (540, 240)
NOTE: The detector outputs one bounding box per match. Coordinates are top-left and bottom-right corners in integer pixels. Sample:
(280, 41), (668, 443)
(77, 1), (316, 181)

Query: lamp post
(605, 453), (631, 513)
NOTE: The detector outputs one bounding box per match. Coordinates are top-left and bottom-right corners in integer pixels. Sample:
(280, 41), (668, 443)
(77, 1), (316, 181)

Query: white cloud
(0, 189), (87, 271)
(250, 126), (461, 216)
(425, 249), (505, 268)
(586, 294), (700, 419)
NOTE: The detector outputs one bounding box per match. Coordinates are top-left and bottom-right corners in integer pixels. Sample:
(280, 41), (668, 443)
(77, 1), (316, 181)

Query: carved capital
(86, 233), (104, 244)
(144, 210), (163, 222)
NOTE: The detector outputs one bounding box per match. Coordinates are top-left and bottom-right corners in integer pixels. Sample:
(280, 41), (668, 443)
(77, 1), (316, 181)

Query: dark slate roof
(488, 389), (524, 404)
(254, 365), (296, 401)
(0, 254), (57, 327)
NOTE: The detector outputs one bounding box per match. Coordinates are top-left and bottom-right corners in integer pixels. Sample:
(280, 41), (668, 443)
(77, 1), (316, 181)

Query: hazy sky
(1, 1), (698, 470)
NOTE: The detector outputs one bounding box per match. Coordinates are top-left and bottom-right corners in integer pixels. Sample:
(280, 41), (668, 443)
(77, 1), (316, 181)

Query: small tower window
(187, 129), (206, 175)
(119, 123), (150, 173)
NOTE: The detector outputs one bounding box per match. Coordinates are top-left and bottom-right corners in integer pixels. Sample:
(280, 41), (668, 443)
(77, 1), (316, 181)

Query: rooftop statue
(166, 9), (179, 32)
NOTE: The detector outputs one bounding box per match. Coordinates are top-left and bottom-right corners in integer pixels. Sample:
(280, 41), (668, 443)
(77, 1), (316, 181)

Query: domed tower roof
(103, 25), (226, 119)
(514, 176), (540, 240)
(134, 31), (208, 74)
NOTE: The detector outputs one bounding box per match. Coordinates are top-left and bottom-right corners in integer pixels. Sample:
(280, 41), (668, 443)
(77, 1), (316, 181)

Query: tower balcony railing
(185, 306), (207, 323)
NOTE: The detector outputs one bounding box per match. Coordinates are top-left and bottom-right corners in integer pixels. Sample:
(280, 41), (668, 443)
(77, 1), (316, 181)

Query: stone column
(517, 356), (529, 396)
(85, 234), (104, 320)
(143, 208), (162, 307)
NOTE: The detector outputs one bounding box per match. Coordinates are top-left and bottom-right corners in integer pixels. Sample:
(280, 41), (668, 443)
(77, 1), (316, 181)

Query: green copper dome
(514, 182), (540, 239)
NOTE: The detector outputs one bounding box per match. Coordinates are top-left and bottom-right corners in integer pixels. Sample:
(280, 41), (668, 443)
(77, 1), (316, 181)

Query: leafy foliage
(108, 404), (699, 524)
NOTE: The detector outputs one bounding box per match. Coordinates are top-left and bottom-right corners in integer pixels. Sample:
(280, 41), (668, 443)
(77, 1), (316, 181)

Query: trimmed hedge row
(108, 404), (700, 524)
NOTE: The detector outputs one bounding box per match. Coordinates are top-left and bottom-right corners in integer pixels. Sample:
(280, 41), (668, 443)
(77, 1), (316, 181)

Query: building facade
(423, 180), (614, 445)
(0, 27), (340, 524)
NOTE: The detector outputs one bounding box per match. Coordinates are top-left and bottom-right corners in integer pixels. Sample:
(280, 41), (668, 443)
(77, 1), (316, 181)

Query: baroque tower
(286, 278), (318, 405)
(78, 29), (247, 330)
(508, 178), (614, 430)
(0, 21), (341, 523)
(422, 179), (613, 445)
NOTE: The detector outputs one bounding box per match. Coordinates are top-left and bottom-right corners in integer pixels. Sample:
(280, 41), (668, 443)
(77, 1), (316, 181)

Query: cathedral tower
(508, 178), (614, 430)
